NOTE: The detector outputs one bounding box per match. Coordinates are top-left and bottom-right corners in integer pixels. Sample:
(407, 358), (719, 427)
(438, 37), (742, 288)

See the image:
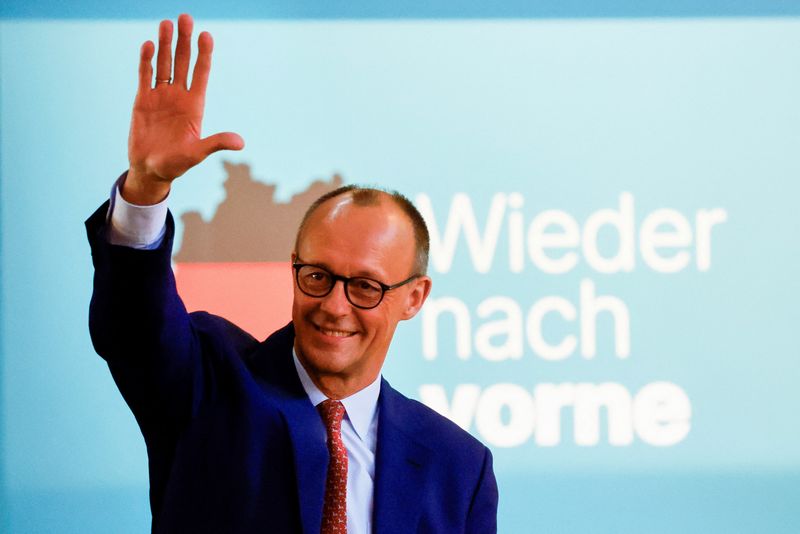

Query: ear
(401, 276), (432, 320)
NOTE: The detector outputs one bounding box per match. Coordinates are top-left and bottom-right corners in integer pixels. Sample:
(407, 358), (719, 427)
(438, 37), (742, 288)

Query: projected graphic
(174, 162), (342, 337)
(174, 159), (730, 451)
(416, 192), (727, 449)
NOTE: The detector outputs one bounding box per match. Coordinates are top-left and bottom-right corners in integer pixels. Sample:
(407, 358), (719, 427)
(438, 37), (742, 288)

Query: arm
(87, 201), (198, 440)
(87, 14), (244, 440)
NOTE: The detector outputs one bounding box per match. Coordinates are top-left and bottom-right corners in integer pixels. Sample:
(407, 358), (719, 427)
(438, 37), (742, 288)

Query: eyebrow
(295, 258), (387, 282)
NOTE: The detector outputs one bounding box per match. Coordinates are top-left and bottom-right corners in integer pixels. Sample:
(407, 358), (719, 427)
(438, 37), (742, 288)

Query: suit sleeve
(465, 446), (499, 534)
(86, 200), (203, 445)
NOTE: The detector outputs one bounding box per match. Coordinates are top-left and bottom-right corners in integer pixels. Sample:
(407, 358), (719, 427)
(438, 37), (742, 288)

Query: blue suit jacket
(86, 202), (498, 533)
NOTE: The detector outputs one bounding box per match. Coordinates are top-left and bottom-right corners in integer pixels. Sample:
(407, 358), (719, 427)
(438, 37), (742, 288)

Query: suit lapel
(251, 327), (435, 533)
(248, 324), (328, 534)
(282, 389), (328, 534)
(373, 380), (434, 533)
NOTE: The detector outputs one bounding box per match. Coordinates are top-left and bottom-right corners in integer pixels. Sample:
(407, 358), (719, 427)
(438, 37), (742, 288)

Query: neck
(312, 373), (374, 400)
(293, 345), (380, 400)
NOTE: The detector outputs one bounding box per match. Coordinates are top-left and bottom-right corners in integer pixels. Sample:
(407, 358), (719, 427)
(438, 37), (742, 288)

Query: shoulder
(188, 310), (261, 356)
(378, 381), (498, 523)
(381, 381), (489, 461)
(187, 316), (298, 386)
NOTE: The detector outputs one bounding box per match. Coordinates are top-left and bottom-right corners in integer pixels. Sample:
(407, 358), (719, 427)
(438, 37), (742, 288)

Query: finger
(198, 132), (245, 158)
(138, 40), (155, 92)
(190, 31), (213, 95)
(155, 19), (174, 84)
(173, 14), (193, 88)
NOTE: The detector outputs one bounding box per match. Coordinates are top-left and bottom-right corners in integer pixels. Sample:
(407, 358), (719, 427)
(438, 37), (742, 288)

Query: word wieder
(414, 192), (726, 447)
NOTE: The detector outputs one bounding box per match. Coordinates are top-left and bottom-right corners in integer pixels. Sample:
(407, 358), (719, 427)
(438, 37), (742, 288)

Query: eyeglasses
(293, 262), (421, 310)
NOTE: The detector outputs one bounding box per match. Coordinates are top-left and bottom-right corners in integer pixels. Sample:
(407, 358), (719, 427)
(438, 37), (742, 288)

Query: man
(87, 14), (498, 533)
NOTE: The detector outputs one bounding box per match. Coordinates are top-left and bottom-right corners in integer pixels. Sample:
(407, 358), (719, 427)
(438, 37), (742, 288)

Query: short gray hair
(294, 185), (430, 275)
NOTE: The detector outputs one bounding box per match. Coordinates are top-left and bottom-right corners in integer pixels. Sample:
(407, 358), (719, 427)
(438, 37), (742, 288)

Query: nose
(318, 280), (352, 316)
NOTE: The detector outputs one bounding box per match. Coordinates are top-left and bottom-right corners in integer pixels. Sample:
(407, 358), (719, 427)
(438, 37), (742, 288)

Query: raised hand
(124, 14), (244, 205)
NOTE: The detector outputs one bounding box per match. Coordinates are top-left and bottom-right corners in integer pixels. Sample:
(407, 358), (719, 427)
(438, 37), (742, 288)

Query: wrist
(122, 168), (171, 206)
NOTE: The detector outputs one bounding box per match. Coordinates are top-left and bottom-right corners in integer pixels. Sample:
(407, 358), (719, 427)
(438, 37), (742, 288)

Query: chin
(295, 337), (356, 374)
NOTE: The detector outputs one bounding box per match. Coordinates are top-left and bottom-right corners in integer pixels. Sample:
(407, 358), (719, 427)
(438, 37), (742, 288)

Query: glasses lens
(297, 265), (333, 296)
(347, 278), (383, 308)
(346, 278), (384, 308)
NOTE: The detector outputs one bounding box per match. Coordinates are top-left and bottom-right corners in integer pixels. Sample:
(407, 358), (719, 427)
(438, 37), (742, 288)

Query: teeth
(320, 327), (353, 337)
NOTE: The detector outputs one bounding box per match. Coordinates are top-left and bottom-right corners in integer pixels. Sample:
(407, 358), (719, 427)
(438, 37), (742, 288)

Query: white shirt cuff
(107, 182), (168, 250)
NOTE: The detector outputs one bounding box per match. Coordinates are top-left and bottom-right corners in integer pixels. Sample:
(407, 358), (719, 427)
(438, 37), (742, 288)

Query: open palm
(126, 14), (243, 204)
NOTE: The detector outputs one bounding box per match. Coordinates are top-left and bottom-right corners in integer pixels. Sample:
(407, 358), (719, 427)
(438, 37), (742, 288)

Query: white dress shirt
(292, 351), (380, 534)
(106, 178), (381, 533)
(106, 178), (168, 249)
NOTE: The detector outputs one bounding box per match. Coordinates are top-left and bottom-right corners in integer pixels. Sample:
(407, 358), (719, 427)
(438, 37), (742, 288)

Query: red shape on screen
(175, 262), (293, 340)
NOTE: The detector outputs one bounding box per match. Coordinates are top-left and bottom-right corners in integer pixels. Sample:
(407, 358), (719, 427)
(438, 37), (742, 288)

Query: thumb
(198, 132), (245, 157)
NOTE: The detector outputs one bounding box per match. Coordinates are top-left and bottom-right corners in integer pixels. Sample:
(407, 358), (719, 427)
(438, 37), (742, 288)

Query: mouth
(313, 323), (357, 338)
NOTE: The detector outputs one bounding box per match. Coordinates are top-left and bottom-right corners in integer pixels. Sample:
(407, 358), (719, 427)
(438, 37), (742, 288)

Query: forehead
(297, 194), (415, 278)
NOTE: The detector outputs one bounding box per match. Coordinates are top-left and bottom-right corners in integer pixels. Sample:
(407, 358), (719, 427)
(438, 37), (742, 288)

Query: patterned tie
(318, 399), (348, 534)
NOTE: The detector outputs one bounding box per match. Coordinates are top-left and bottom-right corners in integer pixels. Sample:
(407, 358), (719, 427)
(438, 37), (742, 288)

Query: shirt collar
(292, 349), (381, 442)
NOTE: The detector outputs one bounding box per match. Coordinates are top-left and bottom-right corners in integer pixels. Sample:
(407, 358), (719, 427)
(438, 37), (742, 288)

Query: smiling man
(86, 14), (497, 534)
(291, 188), (430, 399)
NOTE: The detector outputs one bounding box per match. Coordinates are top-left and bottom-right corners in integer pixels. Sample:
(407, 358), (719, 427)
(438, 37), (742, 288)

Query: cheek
(290, 297), (302, 324)
(361, 309), (399, 344)
(291, 290), (314, 317)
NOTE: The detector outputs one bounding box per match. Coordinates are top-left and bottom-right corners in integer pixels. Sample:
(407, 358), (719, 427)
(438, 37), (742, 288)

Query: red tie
(318, 399), (348, 534)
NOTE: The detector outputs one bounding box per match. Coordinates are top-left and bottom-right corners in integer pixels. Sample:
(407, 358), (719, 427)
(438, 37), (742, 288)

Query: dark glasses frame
(292, 262), (421, 310)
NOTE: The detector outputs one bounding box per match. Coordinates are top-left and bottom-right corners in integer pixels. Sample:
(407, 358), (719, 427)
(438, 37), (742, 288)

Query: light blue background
(2, 10), (799, 534)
